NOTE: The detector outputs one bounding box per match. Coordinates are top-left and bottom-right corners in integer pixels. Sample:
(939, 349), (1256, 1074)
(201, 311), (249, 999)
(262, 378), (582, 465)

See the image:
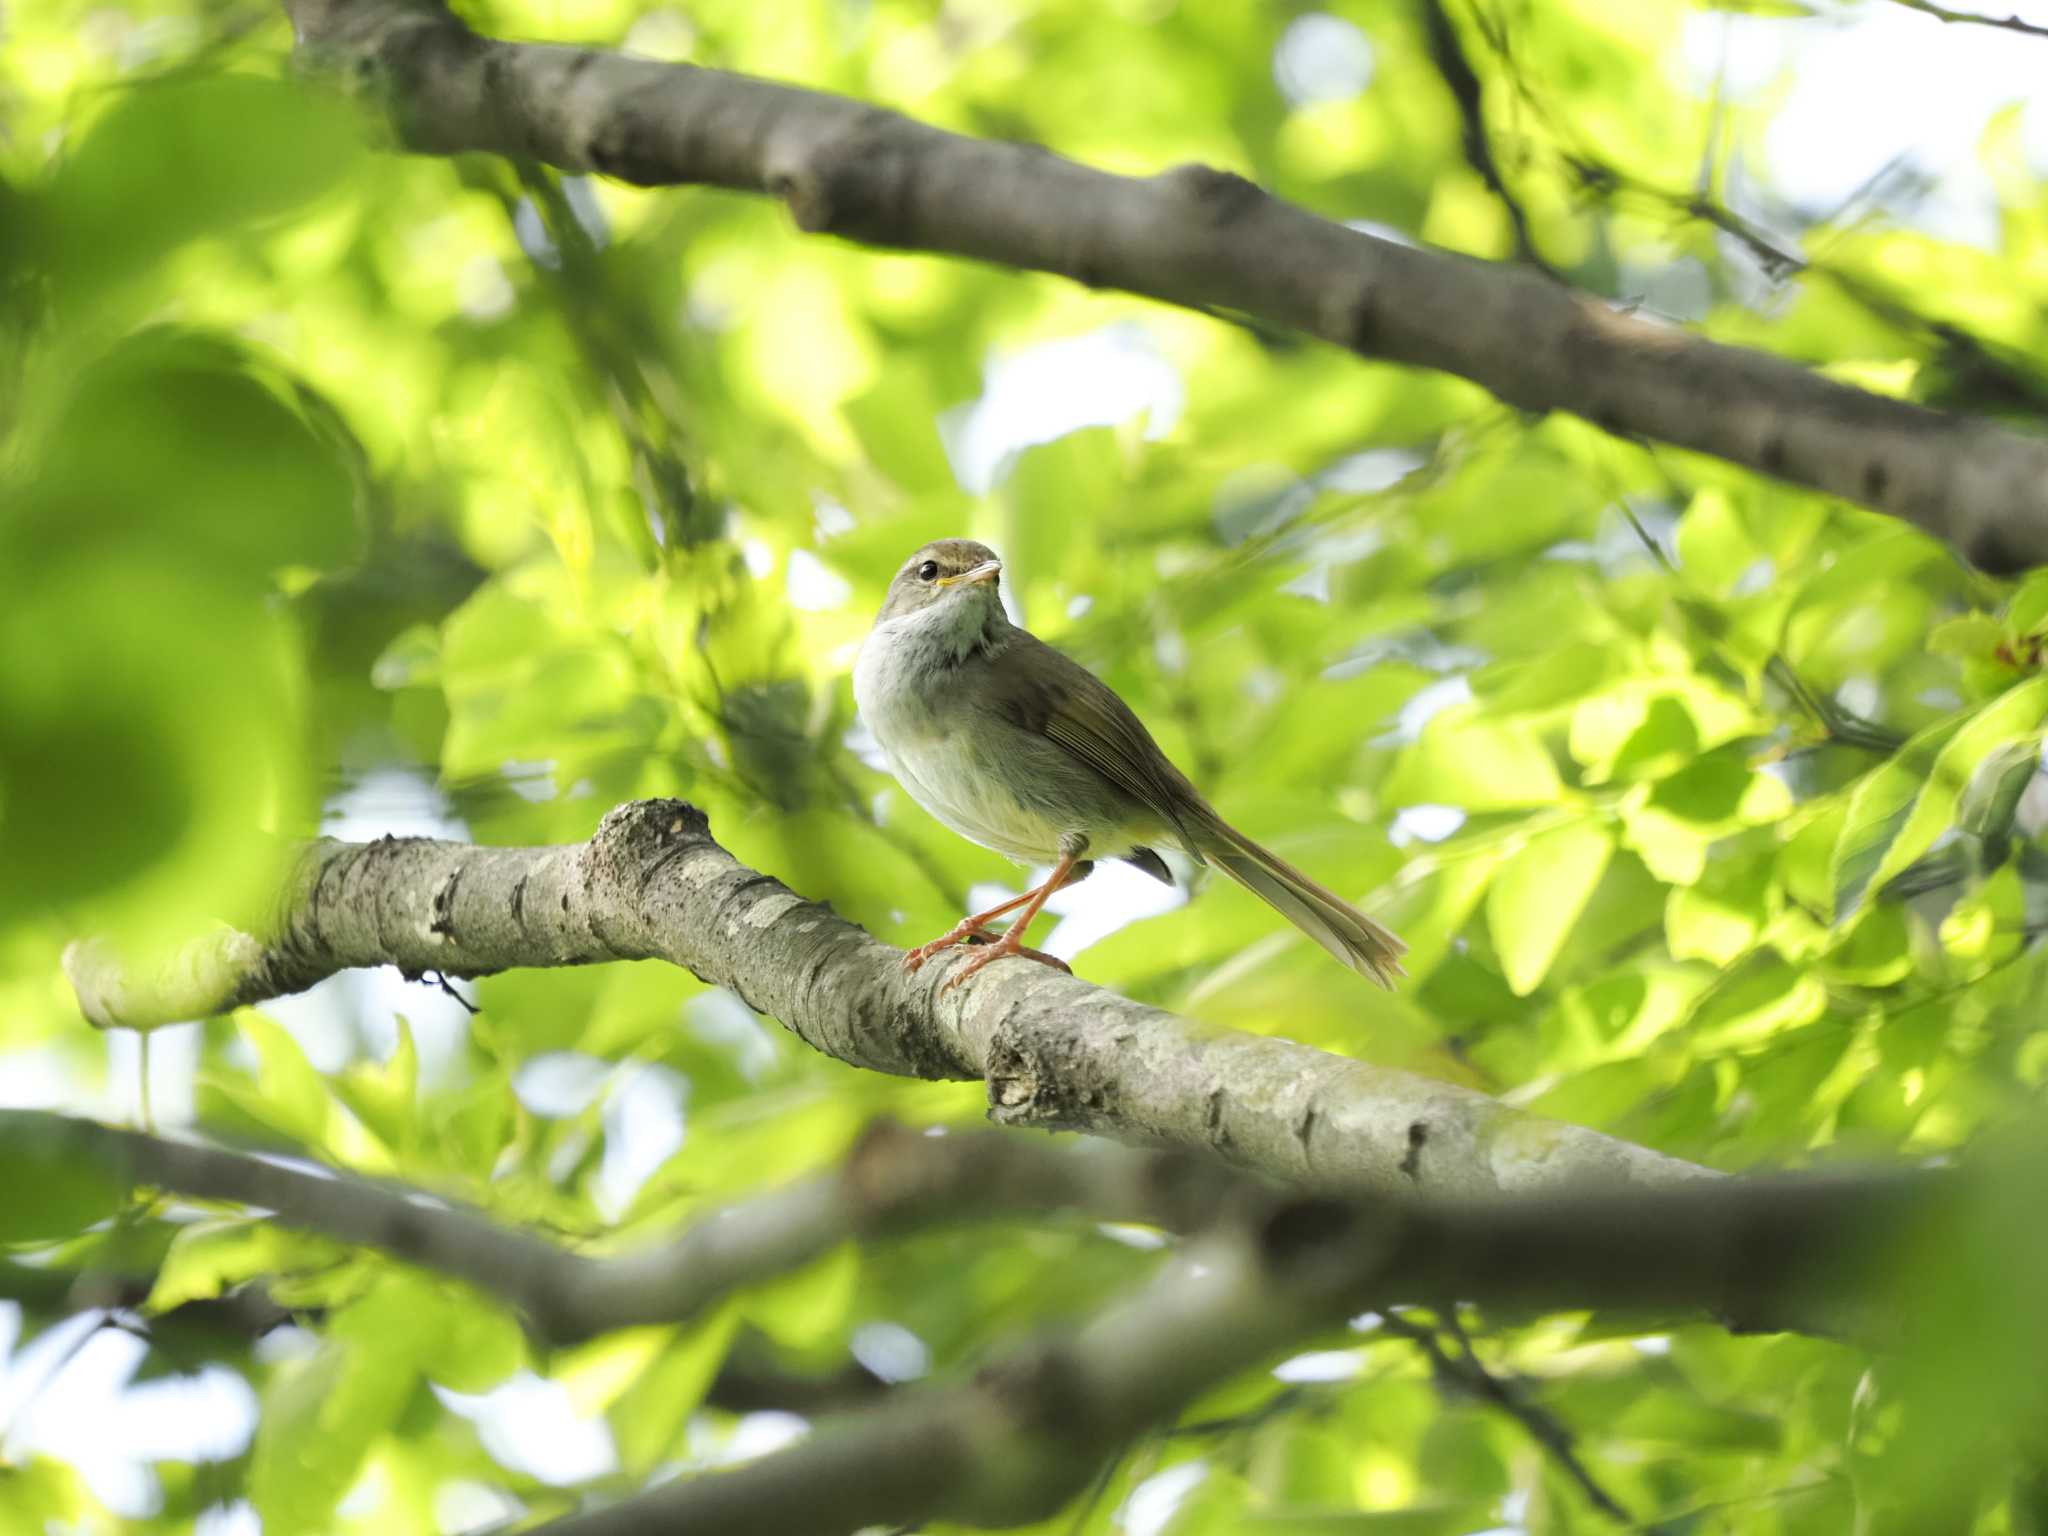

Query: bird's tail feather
(1199, 819), (1406, 988)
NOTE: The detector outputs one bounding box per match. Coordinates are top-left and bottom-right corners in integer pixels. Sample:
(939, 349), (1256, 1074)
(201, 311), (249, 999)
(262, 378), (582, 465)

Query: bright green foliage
(3, 1), (2048, 1532)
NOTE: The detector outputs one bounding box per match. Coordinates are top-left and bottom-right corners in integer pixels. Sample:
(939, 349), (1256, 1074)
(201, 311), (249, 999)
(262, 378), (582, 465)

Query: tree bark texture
(67, 799), (1714, 1199)
(279, 0), (2048, 571)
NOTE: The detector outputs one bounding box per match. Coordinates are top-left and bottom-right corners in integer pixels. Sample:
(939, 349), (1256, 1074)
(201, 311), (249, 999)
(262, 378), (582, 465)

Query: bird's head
(874, 539), (1005, 627)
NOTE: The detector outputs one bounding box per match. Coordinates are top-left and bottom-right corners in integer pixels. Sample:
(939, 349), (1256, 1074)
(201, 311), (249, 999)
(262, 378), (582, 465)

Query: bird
(852, 538), (1405, 991)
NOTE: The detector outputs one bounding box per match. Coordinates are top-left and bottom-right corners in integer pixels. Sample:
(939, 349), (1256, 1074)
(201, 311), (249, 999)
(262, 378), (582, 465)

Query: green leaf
(233, 1011), (335, 1149)
(1832, 676), (2048, 919)
(18, 329), (360, 581)
(47, 74), (364, 298)
(148, 1219), (346, 1313)
(1001, 426), (1122, 590)
(1675, 486), (1756, 596)
(250, 1275), (430, 1536)
(1666, 857), (1770, 966)
(1687, 957), (1827, 1052)
(741, 1241), (860, 1350)
(1824, 904), (1913, 987)
(401, 1274), (527, 1392)
(1957, 738), (2040, 850)
(1613, 1390), (1781, 1450)
(334, 1017), (421, 1161)
(1385, 719), (1563, 811)
(843, 363), (956, 492)
(0, 1113), (127, 1242)
(1487, 819), (1613, 995)
(609, 1308), (740, 1475)
(1928, 613), (2002, 661)
(2008, 569), (2048, 638)
(1468, 641), (1616, 715)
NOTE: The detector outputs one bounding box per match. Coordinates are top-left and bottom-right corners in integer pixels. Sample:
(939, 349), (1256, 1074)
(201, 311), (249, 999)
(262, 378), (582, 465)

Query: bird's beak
(938, 560), (1002, 588)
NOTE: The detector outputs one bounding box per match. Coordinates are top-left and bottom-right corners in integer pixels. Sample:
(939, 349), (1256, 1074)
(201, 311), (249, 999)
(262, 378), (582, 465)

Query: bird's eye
(917, 560), (940, 582)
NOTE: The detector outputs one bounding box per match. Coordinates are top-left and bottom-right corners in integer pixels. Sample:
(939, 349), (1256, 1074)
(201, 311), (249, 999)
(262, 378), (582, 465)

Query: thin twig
(1419, 0), (1560, 276)
(1887, 0), (2048, 40)
(1379, 1309), (1632, 1523)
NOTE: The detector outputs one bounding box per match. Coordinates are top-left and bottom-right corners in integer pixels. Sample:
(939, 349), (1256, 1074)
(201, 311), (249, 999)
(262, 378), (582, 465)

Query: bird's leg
(897, 856), (1089, 974)
(938, 847), (1087, 992)
(902, 886), (1040, 972)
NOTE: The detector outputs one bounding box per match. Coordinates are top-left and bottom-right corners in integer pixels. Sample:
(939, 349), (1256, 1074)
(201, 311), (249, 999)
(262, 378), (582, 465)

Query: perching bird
(853, 539), (1405, 991)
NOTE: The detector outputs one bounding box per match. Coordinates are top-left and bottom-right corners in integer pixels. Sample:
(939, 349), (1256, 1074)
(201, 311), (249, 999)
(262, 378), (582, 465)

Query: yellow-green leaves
(1831, 676), (2048, 921)
(0, 1112), (128, 1242)
(1385, 717), (1563, 810)
(1488, 819), (1614, 996)
(0, 331), (358, 945)
(45, 74), (365, 303)
(252, 1273), (522, 1536)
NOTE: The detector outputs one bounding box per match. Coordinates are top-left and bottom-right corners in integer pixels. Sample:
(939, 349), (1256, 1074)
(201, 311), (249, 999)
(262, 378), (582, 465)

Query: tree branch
(66, 799), (1714, 1199)
(30, 1109), (1219, 1345)
(1886, 0), (2048, 41)
(17, 1104), (1958, 1534)
(276, 0), (2048, 571)
(525, 1163), (1941, 1536)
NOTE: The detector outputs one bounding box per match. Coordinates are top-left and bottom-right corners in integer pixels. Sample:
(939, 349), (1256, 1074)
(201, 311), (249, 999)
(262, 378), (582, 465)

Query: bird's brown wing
(984, 630), (1209, 863)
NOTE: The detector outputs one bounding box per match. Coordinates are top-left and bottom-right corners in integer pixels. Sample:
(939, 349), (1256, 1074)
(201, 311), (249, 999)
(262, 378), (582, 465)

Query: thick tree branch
(278, 0), (2048, 571)
(67, 800), (1712, 1198)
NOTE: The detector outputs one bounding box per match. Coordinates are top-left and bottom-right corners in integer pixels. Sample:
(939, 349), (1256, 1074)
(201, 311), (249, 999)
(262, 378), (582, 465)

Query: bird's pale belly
(881, 732), (1070, 864)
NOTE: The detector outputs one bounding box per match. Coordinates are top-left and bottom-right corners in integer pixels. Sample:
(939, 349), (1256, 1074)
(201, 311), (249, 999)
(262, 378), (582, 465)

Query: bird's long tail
(1197, 818), (1406, 988)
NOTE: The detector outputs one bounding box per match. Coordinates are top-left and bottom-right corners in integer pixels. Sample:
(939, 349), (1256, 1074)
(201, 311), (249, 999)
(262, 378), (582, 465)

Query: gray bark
(67, 799), (1712, 1198)
(277, 0), (2048, 571)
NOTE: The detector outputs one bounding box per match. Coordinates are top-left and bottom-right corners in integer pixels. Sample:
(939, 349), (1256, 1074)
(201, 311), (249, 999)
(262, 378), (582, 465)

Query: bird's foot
(902, 919), (988, 973)
(938, 930), (1070, 992)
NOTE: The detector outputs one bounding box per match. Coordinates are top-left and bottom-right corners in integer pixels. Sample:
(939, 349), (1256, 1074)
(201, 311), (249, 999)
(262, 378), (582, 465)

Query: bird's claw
(902, 926), (987, 973)
(936, 936), (1071, 993)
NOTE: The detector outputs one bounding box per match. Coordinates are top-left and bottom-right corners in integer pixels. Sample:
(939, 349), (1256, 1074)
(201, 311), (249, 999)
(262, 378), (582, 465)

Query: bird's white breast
(854, 609), (1066, 863)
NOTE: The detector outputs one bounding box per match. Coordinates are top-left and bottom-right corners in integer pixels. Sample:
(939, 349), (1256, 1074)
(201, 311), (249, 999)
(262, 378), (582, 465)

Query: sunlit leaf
(1487, 819), (1613, 995)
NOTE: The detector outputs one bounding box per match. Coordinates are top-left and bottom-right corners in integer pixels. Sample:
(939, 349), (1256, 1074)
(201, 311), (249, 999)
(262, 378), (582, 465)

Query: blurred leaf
(47, 74), (364, 297)
(609, 1307), (740, 1474)
(1833, 676), (2048, 919)
(1487, 819), (1613, 994)
(334, 1016), (421, 1161)
(741, 1241), (859, 1351)
(0, 1112), (126, 1242)
(148, 1218), (344, 1313)
(1385, 718), (1563, 811)
(16, 327), (360, 579)
(251, 1273), (432, 1536)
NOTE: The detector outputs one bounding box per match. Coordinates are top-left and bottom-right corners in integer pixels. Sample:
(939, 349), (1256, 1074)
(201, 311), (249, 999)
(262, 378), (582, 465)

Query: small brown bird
(852, 539), (1405, 990)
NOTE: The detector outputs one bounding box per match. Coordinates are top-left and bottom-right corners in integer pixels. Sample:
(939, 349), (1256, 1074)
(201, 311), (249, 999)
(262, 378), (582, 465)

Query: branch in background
(17, 1100), (1940, 1346)
(0, 1255), (894, 1419)
(1885, 0), (2048, 41)
(526, 1162), (1946, 1536)
(277, 0), (2048, 572)
(64, 799), (1714, 1199)
(11, 1109), (1969, 1535)
(30, 1110), (1220, 1345)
